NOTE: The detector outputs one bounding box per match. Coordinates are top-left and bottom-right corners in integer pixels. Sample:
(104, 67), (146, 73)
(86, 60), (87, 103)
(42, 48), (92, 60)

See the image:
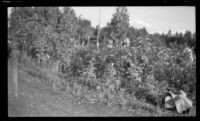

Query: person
(107, 39), (113, 48)
(121, 38), (130, 48)
(183, 47), (194, 65)
(125, 38), (130, 47)
(164, 89), (193, 114)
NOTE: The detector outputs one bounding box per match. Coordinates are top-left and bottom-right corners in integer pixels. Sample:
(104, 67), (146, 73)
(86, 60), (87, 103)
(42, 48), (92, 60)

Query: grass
(16, 60), (196, 116)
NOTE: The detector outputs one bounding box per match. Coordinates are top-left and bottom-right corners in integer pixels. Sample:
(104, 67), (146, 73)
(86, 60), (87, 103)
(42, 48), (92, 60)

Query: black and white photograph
(7, 6), (196, 117)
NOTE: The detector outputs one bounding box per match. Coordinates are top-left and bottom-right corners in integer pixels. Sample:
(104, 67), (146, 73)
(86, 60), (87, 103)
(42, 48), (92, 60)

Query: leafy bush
(80, 56), (98, 88)
(69, 47), (92, 77)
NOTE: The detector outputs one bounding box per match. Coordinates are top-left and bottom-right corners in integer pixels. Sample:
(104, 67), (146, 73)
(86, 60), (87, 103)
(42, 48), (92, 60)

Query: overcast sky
(8, 7), (195, 34)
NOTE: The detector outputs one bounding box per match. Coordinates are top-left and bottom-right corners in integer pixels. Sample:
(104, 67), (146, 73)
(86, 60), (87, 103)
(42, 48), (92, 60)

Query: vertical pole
(11, 46), (18, 97)
(97, 8), (101, 52)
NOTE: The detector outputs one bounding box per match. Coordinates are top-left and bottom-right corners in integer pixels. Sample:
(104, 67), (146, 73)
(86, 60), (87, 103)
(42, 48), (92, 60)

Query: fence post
(11, 47), (19, 97)
(52, 60), (61, 91)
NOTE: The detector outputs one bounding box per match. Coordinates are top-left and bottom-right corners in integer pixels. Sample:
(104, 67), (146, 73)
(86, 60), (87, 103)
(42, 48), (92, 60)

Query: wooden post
(52, 60), (60, 91)
(11, 47), (19, 97)
(97, 8), (101, 52)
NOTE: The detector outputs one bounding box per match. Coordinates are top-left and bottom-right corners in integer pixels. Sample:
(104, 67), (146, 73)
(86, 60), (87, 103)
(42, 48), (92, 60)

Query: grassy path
(8, 62), (142, 117)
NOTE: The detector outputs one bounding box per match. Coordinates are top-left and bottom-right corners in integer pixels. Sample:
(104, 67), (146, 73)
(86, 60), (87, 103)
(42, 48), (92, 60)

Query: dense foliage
(8, 7), (196, 113)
